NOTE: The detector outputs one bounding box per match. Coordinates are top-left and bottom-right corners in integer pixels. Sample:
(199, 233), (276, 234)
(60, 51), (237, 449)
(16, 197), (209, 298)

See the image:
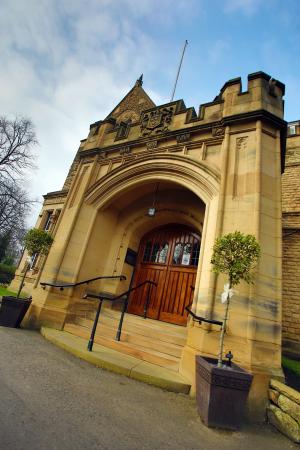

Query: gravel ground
(0, 327), (296, 450)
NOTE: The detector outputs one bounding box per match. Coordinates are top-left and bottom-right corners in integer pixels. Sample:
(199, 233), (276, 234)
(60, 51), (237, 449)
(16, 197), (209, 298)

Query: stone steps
(64, 323), (180, 371)
(63, 307), (187, 372)
(41, 327), (191, 394)
(72, 317), (184, 358)
(76, 308), (186, 341)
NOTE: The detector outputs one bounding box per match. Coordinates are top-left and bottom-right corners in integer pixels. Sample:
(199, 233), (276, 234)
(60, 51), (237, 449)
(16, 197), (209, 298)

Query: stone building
(10, 72), (287, 417)
(282, 121), (300, 358)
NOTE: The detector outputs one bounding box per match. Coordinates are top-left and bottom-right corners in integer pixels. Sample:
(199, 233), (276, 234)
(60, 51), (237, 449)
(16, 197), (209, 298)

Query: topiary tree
(23, 228), (54, 257)
(211, 231), (261, 367)
(17, 228), (54, 298)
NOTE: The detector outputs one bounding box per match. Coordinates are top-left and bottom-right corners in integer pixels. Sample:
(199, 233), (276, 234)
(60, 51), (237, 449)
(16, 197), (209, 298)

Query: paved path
(0, 327), (296, 450)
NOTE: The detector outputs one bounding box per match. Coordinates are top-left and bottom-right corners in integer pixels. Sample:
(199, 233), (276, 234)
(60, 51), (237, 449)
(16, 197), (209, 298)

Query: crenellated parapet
(78, 72), (286, 170)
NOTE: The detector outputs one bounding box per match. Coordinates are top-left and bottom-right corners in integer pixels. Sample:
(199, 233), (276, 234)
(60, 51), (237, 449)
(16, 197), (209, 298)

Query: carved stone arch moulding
(112, 209), (205, 276)
(122, 208), (204, 239)
(84, 154), (220, 210)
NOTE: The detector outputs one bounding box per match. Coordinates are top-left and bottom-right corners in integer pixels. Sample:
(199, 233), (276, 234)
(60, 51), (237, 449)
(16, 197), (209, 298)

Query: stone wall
(267, 379), (300, 443)
(282, 130), (300, 349)
(282, 231), (300, 344)
(62, 150), (80, 191)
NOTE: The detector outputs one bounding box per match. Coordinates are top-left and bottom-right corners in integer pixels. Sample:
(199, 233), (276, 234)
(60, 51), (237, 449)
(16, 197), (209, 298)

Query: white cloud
(1, 0), (201, 225)
(208, 40), (230, 64)
(224, 0), (262, 15)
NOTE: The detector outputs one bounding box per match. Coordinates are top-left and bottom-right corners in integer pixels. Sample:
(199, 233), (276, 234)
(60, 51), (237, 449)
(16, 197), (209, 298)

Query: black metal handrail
(185, 302), (223, 328)
(40, 274), (126, 290)
(83, 280), (157, 352)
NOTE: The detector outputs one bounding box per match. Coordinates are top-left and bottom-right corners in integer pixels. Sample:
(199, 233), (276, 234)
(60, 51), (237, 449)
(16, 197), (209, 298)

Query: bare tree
(0, 116), (37, 259)
(0, 177), (31, 235)
(0, 116), (37, 179)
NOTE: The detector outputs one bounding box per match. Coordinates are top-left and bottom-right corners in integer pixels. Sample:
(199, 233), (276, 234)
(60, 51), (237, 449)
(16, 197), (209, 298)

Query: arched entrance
(128, 224), (201, 326)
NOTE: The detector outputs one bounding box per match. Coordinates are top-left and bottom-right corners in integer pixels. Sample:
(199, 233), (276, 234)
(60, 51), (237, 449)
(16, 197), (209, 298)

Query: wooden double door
(128, 224), (201, 326)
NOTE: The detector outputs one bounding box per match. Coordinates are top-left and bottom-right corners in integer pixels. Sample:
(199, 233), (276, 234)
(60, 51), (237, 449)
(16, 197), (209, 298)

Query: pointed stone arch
(83, 153), (221, 321)
(85, 154), (220, 210)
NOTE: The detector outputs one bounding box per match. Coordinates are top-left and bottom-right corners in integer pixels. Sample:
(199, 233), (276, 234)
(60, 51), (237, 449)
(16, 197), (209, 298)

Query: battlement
(219, 71), (285, 119)
(287, 120), (300, 137)
(78, 71), (286, 155)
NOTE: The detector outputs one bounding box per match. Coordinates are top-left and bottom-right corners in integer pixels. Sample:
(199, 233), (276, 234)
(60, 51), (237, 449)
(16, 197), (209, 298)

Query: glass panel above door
(143, 241), (152, 262)
(173, 243), (183, 264)
(151, 242), (160, 262)
(191, 242), (200, 266)
(182, 243), (192, 265)
(158, 243), (169, 263)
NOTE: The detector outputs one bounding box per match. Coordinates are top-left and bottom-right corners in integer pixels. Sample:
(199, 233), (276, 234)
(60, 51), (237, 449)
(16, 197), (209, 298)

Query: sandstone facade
(10, 72), (287, 418)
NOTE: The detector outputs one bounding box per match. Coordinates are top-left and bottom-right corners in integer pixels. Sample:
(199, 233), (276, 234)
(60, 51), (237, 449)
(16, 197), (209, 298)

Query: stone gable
(106, 77), (155, 124)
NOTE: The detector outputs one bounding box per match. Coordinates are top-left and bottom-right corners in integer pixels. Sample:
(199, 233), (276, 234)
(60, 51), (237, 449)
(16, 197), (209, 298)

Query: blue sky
(0, 0), (299, 223)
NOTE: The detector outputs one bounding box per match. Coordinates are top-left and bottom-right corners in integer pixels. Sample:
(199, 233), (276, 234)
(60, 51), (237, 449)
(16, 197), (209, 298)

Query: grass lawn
(0, 286), (28, 298)
(282, 356), (300, 376)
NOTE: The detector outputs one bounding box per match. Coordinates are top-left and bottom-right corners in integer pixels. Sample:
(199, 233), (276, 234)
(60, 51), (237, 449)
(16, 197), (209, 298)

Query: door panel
(128, 224), (200, 326)
(128, 265), (166, 319)
(159, 270), (196, 325)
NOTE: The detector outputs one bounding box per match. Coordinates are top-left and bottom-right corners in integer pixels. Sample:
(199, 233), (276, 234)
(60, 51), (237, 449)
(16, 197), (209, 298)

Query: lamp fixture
(148, 207), (156, 217)
(147, 183), (159, 217)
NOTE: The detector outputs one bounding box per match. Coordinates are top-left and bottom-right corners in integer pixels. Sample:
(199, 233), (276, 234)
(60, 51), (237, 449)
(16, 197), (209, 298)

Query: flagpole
(170, 40), (188, 102)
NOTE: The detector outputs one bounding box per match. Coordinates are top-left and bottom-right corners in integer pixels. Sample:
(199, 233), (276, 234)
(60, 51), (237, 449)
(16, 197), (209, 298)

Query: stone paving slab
(0, 326), (297, 450)
(41, 326), (191, 394)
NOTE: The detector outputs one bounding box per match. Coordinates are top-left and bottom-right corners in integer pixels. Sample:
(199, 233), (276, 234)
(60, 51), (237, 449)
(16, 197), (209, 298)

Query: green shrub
(0, 262), (16, 284)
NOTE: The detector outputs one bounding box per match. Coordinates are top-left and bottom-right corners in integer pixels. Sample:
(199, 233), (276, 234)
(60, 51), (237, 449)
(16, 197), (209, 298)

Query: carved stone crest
(141, 107), (174, 136)
(212, 127), (225, 138)
(97, 152), (107, 161)
(236, 136), (248, 152)
(177, 132), (190, 143)
(146, 140), (158, 150)
(148, 110), (162, 129)
(119, 146), (131, 155)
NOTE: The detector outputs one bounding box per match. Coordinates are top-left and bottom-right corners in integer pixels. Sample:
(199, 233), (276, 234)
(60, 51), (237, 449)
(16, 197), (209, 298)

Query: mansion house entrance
(128, 224), (201, 326)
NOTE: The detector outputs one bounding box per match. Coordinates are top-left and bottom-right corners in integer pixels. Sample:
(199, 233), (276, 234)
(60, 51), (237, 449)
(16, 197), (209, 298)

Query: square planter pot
(0, 296), (32, 328)
(196, 355), (253, 430)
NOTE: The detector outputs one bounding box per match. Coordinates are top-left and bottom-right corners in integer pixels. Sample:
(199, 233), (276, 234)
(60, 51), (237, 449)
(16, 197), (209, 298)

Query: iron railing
(185, 285), (223, 327)
(185, 302), (223, 328)
(40, 274), (126, 290)
(84, 280), (157, 352)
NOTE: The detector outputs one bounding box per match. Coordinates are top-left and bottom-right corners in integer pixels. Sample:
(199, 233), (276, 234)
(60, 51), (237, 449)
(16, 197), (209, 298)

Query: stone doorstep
(267, 404), (300, 443)
(270, 379), (300, 406)
(40, 327), (191, 395)
(268, 379), (300, 443)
